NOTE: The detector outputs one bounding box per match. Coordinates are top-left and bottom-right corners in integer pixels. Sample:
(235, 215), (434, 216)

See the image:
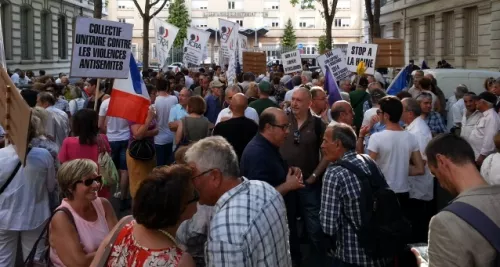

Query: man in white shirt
(153, 79), (178, 166)
(460, 92), (482, 141)
(36, 92), (69, 148)
(401, 97), (434, 243)
(449, 85), (468, 131)
(367, 96), (425, 215)
(10, 69), (30, 87)
(468, 92), (500, 167)
(216, 85), (259, 125)
(407, 70), (424, 98)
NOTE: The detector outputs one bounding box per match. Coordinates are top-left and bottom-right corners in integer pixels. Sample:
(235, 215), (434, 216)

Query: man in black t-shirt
(213, 93), (258, 161)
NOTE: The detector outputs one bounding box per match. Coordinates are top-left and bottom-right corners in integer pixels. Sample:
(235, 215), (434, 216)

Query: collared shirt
(205, 178), (291, 267)
(460, 110), (481, 141)
(423, 111), (447, 135)
(321, 150), (389, 267)
(215, 106), (259, 125)
(0, 145), (55, 230)
(168, 104), (188, 123)
(468, 108), (500, 159)
(54, 97), (69, 113)
(46, 105), (70, 148)
(406, 117), (434, 201)
(204, 95), (222, 124)
(451, 99), (465, 127)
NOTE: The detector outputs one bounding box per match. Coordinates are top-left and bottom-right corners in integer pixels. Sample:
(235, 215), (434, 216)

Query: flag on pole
(325, 65), (342, 106)
(386, 66), (410, 96)
(107, 54), (151, 124)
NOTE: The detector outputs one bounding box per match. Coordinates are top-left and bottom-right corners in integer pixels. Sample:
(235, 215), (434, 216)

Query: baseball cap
(258, 81), (272, 94)
(209, 80), (224, 88)
(475, 91), (497, 105)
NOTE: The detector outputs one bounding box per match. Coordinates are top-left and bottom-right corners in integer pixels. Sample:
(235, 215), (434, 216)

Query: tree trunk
(325, 18), (333, 49)
(364, 0), (374, 42)
(93, 0), (103, 18)
(372, 0), (381, 38)
(143, 16), (150, 69)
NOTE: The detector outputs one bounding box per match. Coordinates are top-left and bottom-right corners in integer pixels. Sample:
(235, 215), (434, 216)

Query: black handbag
(128, 139), (155, 160)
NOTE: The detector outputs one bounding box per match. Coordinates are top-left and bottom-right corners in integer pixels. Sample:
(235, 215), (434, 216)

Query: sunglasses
(74, 175), (102, 187)
(293, 130), (300, 145)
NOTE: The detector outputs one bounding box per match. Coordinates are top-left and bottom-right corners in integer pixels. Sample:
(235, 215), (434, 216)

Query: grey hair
(185, 136), (240, 178)
(403, 98), (422, 117)
(416, 93), (432, 102)
(340, 91), (351, 102)
(455, 84), (469, 99)
(69, 85), (83, 99)
(329, 123), (357, 150)
(225, 85), (241, 95)
(339, 79), (351, 87)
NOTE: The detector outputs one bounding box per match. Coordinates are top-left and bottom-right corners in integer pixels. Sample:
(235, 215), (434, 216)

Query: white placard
(281, 50), (302, 74)
(346, 43), (378, 75)
(70, 17), (133, 79)
(183, 27), (211, 66)
(238, 34), (248, 65)
(219, 19), (238, 58)
(317, 48), (351, 81)
(154, 18), (179, 70)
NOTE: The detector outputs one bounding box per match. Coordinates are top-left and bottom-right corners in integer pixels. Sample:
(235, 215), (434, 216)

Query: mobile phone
(411, 243), (429, 262)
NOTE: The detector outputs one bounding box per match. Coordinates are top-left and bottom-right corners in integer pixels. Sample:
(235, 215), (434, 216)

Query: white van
(418, 69), (500, 98)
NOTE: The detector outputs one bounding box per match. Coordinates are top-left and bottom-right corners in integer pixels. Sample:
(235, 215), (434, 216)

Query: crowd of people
(0, 62), (499, 267)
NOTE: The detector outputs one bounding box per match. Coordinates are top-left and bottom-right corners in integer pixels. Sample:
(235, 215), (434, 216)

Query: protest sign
(219, 19), (238, 58)
(154, 18), (179, 70)
(0, 68), (31, 165)
(238, 34), (248, 65)
(70, 17), (133, 79)
(317, 48), (351, 81)
(281, 50), (302, 74)
(242, 52), (266, 75)
(346, 43), (378, 75)
(183, 27), (211, 66)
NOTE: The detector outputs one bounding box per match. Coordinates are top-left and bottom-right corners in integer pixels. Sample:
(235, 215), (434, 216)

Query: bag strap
(96, 215), (134, 267)
(314, 116), (323, 152)
(0, 147), (32, 195)
(182, 117), (189, 141)
(443, 201), (500, 252)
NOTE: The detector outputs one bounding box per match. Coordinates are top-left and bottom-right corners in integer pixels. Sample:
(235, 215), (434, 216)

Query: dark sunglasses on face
(74, 175), (102, 187)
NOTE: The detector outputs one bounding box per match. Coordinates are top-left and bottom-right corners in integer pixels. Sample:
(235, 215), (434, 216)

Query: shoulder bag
(97, 135), (119, 186)
(0, 147), (32, 195)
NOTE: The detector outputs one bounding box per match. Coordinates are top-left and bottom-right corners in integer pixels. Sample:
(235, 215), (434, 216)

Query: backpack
(335, 154), (411, 258)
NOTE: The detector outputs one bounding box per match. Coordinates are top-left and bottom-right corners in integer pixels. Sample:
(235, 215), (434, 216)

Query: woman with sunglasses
(91, 165), (196, 267)
(50, 159), (117, 266)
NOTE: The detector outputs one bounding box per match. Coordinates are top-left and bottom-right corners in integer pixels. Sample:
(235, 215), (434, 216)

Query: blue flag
(324, 65), (342, 106)
(387, 66), (410, 95)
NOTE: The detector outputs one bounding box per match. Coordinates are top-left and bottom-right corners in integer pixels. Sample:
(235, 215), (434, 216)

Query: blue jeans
(155, 143), (173, 166)
(110, 140), (128, 170)
(298, 183), (327, 266)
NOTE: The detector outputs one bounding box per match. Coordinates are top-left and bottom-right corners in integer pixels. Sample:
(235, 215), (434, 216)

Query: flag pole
(4, 84), (10, 146)
(94, 78), (101, 111)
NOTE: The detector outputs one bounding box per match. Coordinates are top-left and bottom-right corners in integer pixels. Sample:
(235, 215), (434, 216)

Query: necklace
(158, 229), (178, 246)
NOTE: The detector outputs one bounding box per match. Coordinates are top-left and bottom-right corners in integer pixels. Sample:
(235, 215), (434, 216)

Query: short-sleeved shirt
(99, 98), (130, 142)
(168, 104), (188, 123)
(367, 130), (419, 193)
(249, 98), (278, 115)
(154, 95), (178, 145)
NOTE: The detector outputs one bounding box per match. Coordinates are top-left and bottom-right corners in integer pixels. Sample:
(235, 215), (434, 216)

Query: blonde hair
(246, 82), (259, 98)
(28, 114), (42, 141)
(58, 159), (98, 199)
(31, 107), (48, 136)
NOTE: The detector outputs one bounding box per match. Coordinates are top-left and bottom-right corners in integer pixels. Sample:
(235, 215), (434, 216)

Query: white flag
(154, 18), (179, 70)
(238, 34), (248, 66)
(183, 27), (211, 66)
(219, 19), (239, 58)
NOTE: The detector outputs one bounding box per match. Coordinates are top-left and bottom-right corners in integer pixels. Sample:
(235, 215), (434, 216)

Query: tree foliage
(365, 0), (381, 41)
(318, 35), (328, 54)
(281, 18), (297, 48)
(167, 0), (191, 48)
(290, 0), (338, 50)
(133, 0), (170, 68)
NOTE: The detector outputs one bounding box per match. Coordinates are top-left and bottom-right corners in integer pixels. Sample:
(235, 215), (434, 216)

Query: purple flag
(325, 65), (342, 106)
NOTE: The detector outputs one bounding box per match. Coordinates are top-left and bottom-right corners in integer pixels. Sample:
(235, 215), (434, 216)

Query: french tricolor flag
(107, 55), (151, 124)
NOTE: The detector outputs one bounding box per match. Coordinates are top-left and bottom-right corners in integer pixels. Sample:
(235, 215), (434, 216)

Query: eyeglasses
(376, 109), (383, 115)
(191, 168), (215, 181)
(74, 175), (102, 187)
(186, 191), (199, 205)
(270, 123), (290, 130)
(293, 130), (300, 145)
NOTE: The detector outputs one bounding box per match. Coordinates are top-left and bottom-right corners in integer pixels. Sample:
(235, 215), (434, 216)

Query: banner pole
(4, 85), (10, 146)
(94, 78), (101, 111)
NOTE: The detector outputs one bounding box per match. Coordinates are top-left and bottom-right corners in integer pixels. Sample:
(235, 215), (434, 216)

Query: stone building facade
(376, 0), (500, 70)
(0, 0), (98, 75)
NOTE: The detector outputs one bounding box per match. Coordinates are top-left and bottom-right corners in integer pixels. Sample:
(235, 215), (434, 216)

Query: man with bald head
(241, 106), (305, 266)
(329, 100), (355, 126)
(279, 87), (329, 265)
(213, 93), (258, 160)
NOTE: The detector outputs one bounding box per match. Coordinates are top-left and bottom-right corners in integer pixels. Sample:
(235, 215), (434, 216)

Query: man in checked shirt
(320, 123), (392, 267)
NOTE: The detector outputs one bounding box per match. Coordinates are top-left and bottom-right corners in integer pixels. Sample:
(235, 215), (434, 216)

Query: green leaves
(167, 0), (191, 48)
(281, 18), (297, 48)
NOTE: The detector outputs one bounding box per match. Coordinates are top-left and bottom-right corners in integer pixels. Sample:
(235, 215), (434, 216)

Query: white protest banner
(183, 27), (210, 66)
(70, 17), (133, 79)
(238, 34), (248, 65)
(219, 19), (238, 58)
(317, 48), (351, 81)
(154, 18), (179, 70)
(281, 50), (302, 74)
(346, 43), (378, 75)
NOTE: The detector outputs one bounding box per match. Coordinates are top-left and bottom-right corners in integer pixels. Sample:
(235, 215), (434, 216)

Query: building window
(118, 5), (125, 8)
(20, 6), (34, 60)
(57, 15), (67, 59)
(228, 1), (235, 9)
(334, 18), (350, 27)
(1, 2), (12, 60)
(380, 25), (385, 38)
(272, 22), (279, 27)
(443, 11), (455, 56)
(410, 19), (419, 58)
(393, 22), (401, 38)
(337, 0), (350, 10)
(299, 22), (306, 27)
(118, 18), (126, 23)
(151, 43), (157, 60)
(236, 19), (243, 27)
(200, 6), (207, 9)
(425, 16), (435, 56)
(464, 7), (478, 56)
(41, 11), (52, 60)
